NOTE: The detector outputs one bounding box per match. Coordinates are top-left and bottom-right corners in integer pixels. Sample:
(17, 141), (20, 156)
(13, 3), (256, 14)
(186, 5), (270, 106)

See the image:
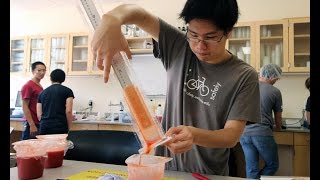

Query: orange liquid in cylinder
(123, 85), (163, 151)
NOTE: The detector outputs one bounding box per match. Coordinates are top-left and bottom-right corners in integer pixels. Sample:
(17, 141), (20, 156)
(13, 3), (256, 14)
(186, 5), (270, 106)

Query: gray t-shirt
(153, 19), (260, 175)
(243, 81), (282, 136)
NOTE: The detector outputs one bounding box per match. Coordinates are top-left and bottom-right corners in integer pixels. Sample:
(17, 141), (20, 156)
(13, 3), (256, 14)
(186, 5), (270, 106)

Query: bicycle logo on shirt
(185, 76), (222, 100)
(186, 76), (210, 96)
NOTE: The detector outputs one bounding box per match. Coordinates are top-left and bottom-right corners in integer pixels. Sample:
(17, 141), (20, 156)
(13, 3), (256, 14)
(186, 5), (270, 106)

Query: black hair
(31, 61), (46, 71)
(305, 77), (310, 91)
(50, 69), (66, 84)
(179, 0), (239, 34)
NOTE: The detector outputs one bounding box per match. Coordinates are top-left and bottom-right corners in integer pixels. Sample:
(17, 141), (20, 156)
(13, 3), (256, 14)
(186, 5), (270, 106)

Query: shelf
(73, 60), (88, 62)
(294, 53), (310, 56)
(11, 62), (23, 65)
(294, 34), (310, 38)
(51, 61), (66, 64)
(130, 49), (153, 54)
(73, 45), (88, 48)
(11, 49), (24, 51)
(260, 36), (283, 40)
(51, 46), (66, 49)
(228, 38), (251, 41)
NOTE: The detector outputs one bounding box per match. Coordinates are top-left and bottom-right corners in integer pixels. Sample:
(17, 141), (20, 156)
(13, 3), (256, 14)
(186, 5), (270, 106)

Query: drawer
(98, 124), (133, 132)
(294, 132), (310, 146)
(70, 123), (98, 130)
(10, 121), (24, 131)
(273, 132), (294, 145)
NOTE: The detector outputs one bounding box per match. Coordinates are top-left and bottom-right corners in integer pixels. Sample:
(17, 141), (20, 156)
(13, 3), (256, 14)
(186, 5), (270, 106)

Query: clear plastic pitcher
(36, 134), (72, 168)
(125, 154), (172, 180)
(13, 139), (48, 180)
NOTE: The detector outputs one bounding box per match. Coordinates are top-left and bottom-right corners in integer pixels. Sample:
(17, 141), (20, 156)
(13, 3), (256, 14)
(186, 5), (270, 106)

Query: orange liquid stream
(123, 85), (163, 153)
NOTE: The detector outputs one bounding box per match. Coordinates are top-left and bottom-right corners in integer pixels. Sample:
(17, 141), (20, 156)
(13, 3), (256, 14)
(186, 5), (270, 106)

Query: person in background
(240, 64), (283, 179)
(91, 0), (260, 176)
(37, 69), (74, 135)
(21, 61), (46, 140)
(304, 77), (310, 126)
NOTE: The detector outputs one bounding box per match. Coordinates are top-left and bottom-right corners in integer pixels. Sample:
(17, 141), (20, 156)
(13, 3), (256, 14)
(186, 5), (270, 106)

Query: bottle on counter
(149, 99), (157, 114)
(155, 104), (163, 123)
(119, 109), (124, 123)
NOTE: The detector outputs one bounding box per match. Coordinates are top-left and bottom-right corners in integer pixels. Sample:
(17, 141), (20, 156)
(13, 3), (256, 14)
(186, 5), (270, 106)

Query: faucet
(109, 101), (124, 111)
(79, 106), (92, 118)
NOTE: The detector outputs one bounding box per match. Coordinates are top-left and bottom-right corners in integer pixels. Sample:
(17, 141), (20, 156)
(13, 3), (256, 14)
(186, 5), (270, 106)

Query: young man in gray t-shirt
(91, 0), (260, 176)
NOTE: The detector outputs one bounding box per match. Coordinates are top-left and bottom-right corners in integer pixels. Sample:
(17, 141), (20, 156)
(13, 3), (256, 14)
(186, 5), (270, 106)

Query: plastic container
(13, 139), (48, 180)
(125, 154), (172, 180)
(36, 134), (71, 168)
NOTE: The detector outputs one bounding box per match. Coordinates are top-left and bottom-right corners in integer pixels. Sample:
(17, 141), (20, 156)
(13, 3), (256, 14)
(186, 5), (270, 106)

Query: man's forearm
(24, 110), (35, 126)
(189, 124), (245, 148)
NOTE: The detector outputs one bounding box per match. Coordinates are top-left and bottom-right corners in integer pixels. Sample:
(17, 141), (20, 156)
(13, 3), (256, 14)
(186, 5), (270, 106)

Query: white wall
(10, 0), (310, 118)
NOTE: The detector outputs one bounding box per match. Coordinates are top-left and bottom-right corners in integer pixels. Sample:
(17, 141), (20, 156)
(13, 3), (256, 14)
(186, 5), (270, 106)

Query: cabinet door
(127, 36), (153, 54)
(227, 22), (256, 68)
(26, 36), (49, 73)
(294, 145), (310, 176)
(293, 132), (310, 176)
(98, 124), (133, 132)
(288, 17), (310, 72)
(68, 33), (90, 75)
(48, 34), (69, 73)
(10, 37), (28, 74)
(255, 20), (289, 72)
(70, 123), (98, 130)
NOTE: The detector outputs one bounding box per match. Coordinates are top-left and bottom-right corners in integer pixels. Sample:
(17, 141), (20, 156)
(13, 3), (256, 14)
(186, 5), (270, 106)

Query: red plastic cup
(13, 139), (47, 179)
(36, 134), (68, 169)
(44, 149), (65, 168)
(17, 156), (46, 180)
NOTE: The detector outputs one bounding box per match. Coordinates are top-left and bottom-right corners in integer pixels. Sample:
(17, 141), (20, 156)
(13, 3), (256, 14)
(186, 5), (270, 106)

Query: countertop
(10, 118), (24, 121)
(10, 160), (251, 180)
(10, 117), (132, 126)
(73, 119), (132, 126)
(11, 118), (309, 132)
(275, 127), (310, 133)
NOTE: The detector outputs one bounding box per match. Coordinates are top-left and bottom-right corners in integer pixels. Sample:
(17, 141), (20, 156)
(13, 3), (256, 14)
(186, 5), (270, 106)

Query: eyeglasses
(35, 69), (46, 73)
(186, 30), (224, 45)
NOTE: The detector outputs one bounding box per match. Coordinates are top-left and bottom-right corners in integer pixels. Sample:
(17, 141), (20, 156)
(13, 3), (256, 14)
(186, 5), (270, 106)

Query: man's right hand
(29, 125), (38, 137)
(91, 14), (132, 83)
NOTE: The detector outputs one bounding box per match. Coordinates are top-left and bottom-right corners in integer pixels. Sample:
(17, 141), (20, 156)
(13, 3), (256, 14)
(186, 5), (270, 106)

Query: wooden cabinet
(10, 37), (28, 74)
(26, 35), (49, 73)
(48, 34), (70, 73)
(68, 33), (90, 75)
(235, 131), (310, 177)
(288, 17), (310, 72)
(228, 17), (310, 73)
(273, 131), (293, 145)
(69, 122), (132, 131)
(293, 132), (310, 176)
(11, 33), (153, 77)
(255, 19), (289, 72)
(70, 123), (98, 130)
(227, 22), (256, 69)
(98, 124), (133, 132)
(127, 36), (153, 54)
(10, 120), (24, 131)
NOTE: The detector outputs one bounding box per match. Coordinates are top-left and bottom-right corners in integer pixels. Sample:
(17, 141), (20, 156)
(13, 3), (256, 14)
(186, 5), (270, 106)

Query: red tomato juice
(44, 149), (65, 168)
(17, 156), (45, 180)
